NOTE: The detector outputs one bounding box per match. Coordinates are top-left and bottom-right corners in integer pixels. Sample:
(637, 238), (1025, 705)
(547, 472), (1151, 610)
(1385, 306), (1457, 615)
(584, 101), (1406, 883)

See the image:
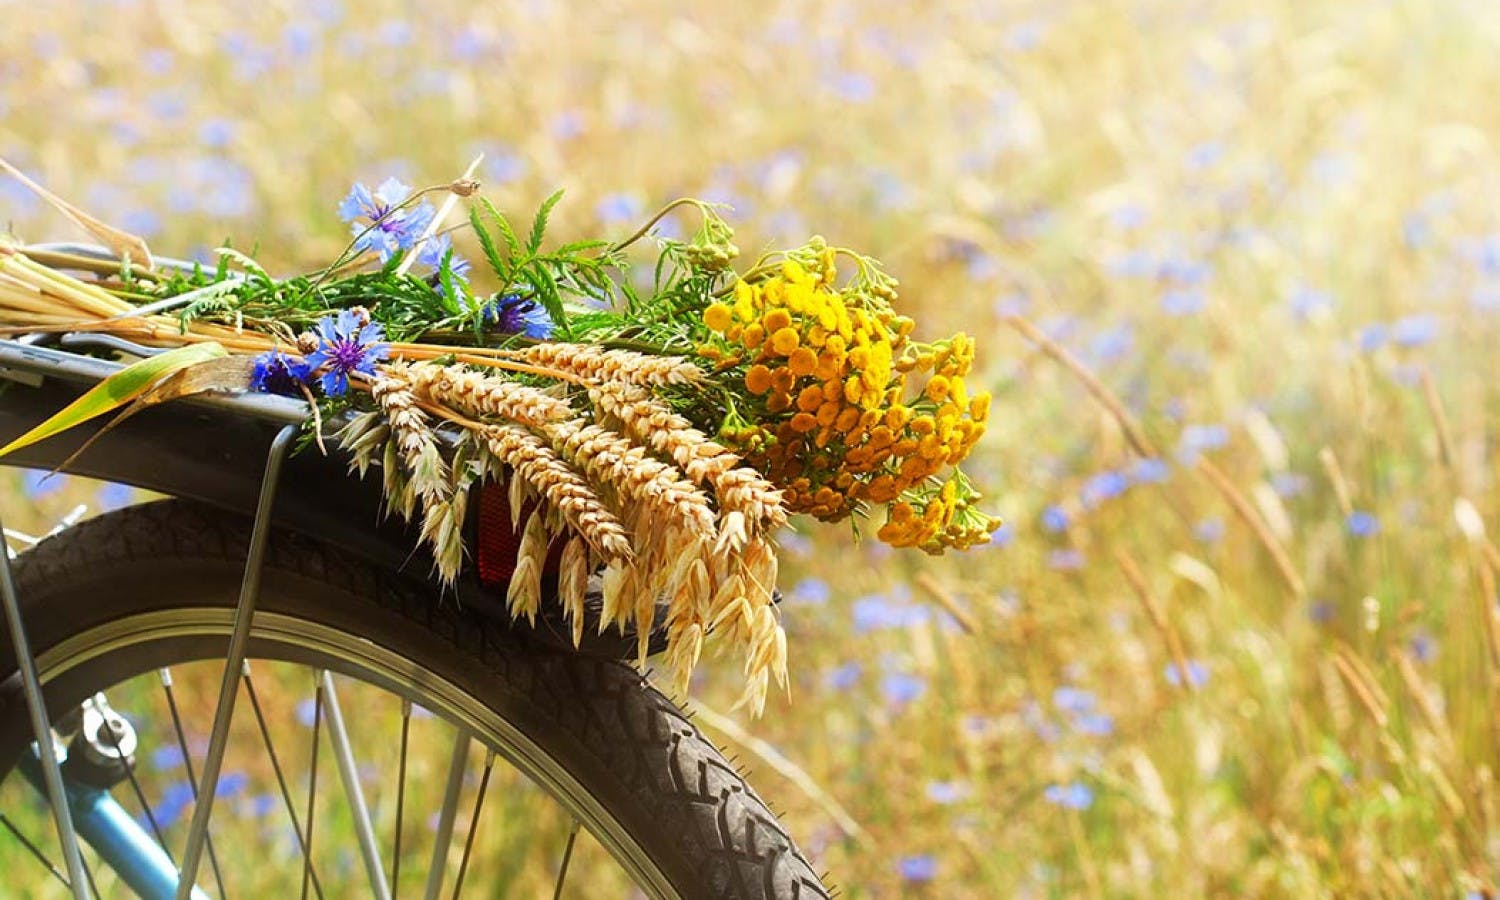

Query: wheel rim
(6, 606), (680, 898)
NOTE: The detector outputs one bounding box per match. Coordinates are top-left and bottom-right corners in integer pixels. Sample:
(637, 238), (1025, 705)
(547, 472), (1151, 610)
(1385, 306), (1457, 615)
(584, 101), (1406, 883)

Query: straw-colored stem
(1004, 313), (1160, 459)
(1197, 458), (1306, 598)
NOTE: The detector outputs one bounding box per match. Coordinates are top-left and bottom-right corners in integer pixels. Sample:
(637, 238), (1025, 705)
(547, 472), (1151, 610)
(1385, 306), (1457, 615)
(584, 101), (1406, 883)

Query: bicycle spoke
(95, 697), (175, 868)
(422, 729), (471, 900)
(551, 820), (581, 900)
(450, 750), (495, 900)
(392, 699), (411, 898)
(320, 670), (391, 899)
(240, 663), (324, 900)
(158, 670), (228, 899)
(0, 811), (71, 889)
(300, 678), (324, 900)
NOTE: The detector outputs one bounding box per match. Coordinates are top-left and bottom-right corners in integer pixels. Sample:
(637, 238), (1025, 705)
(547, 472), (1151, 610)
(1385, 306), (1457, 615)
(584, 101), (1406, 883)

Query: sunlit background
(3, 0), (1500, 895)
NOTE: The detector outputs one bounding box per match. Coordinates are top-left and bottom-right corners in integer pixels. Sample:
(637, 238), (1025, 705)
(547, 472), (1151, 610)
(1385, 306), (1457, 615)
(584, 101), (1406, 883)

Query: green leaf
(556, 238), (609, 254)
(0, 342), (230, 458)
(479, 198), (521, 258)
(470, 205), (508, 278)
(528, 189), (564, 254)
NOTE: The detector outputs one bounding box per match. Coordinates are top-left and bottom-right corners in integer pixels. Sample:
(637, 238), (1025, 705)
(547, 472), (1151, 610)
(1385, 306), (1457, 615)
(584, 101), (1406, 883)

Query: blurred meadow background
(3, 0), (1500, 895)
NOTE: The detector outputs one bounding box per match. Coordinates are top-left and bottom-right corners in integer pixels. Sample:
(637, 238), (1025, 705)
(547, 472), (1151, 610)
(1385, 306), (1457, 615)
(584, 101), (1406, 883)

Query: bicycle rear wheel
(0, 500), (830, 898)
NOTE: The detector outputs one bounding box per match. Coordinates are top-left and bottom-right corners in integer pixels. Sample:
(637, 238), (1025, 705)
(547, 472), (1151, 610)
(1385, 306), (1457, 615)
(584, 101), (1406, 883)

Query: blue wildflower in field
(338, 178), (436, 262)
(215, 771), (249, 799)
(1410, 631), (1436, 663)
(1165, 660), (1210, 688)
(1346, 510), (1380, 537)
(1176, 423), (1229, 462)
(96, 482), (134, 511)
(250, 349), (312, 396)
(304, 310), (389, 398)
(790, 577), (830, 604)
(1391, 314), (1438, 347)
(150, 744), (185, 771)
(1041, 504), (1070, 533)
(595, 192), (643, 224)
(1130, 457), (1171, 484)
(1357, 323), (1388, 352)
(1043, 782), (1094, 810)
(1052, 686), (1096, 715)
(149, 781), (197, 828)
(1074, 712), (1116, 737)
(1287, 285), (1333, 320)
(926, 781), (970, 804)
(1161, 288), (1206, 316)
(1080, 471), (1130, 508)
(295, 698), (318, 727)
(882, 672), (926, 706)
(1194, 517), (1226, 543)
(824, 661), (862, 692)
(1271, 472), (1309, 497)
(246, 793), (277, 819)
(21, 469), (63, 500)
(897, 855), (938, 883)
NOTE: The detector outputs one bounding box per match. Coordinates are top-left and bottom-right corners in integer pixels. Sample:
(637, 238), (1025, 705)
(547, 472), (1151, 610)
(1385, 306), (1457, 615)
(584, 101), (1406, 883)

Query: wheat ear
(517, 343), (704, 386)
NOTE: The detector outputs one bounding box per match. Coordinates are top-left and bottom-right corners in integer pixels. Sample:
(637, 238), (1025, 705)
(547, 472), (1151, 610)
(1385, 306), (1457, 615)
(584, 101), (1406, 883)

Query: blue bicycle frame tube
(19, 752), (210, 900)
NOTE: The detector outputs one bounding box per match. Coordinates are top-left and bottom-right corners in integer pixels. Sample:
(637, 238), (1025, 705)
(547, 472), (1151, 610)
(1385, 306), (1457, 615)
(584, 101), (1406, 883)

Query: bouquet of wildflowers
(0, 163), (998, 712)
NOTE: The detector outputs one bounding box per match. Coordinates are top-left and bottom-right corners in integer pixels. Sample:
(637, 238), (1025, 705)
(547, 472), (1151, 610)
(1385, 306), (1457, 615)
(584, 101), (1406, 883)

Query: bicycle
(0, 245), (832, 898)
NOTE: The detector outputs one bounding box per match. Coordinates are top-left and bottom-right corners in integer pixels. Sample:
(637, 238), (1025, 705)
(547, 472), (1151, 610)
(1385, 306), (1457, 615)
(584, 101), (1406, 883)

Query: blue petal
(335, 309), (361, 335)
(304, 347), (331, 369)
(320, 369), (348, 398)
(373, 177), (413, 207)
(337, 183), (373, 223)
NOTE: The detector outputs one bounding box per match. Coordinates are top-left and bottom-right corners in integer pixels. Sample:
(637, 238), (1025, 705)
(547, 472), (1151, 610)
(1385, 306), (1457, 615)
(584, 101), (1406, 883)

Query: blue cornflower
(1052, 686), (1096, 715)
(881, 672), (926, 706)
(249, 350), (312, 396)
(215, 771), (249, 799)
(1043, 782), (1094, 810)
(1081, 470), (1130, 508)
(416, 232), (471, 281)
(1165, 660), (1210, 688)
(790, 577), (830, 605)
(926, 781), (970, 804)
(338, 178), (436, 262)
(1041, 504), (1070, 533)
(1193, 517), (1226, 544)
(1391, 314), (1438, 347)
(1346, 510), (1380, 537)
(1074, 712), (1116, 737)
(1161, 288), (1206, 317)
(1130, 457), (1172, 484)
(463, 293), (553, 339)
(897, 855), (938, 883)
(1357, 323), (1388, 353)
(824, 662), (862, 692)
(304, 310), (388, 398)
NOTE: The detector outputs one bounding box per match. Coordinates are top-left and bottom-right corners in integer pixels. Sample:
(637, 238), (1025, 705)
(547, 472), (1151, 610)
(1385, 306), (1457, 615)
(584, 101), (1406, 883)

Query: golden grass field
(3, 0), (1500, 895)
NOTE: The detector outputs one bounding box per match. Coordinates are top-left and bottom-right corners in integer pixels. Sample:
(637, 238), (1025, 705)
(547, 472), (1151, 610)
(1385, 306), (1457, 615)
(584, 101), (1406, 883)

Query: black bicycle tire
(0, 499), (831, 899)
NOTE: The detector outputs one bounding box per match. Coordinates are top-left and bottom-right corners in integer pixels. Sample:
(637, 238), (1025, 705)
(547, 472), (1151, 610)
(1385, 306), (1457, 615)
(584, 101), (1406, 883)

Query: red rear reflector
(476, 485), (523, 587)
(475, 485), (565, 588)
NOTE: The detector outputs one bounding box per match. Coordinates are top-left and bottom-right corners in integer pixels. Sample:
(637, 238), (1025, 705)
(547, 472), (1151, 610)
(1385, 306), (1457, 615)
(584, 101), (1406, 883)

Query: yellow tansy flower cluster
(698, 242), (999, 552)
